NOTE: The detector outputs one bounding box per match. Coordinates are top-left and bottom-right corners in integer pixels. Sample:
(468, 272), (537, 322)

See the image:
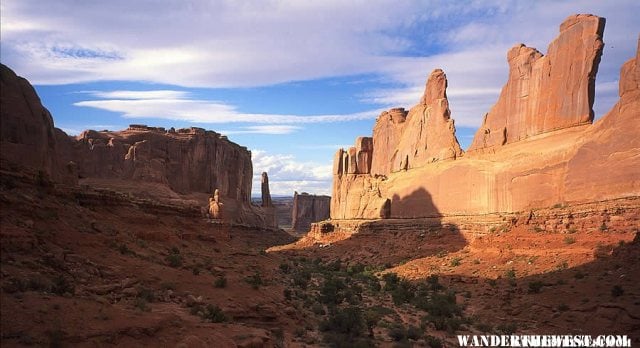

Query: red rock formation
(292, 192), (331, 232)
(332, 68), (463, 218)
(261, 172), (272, 207)
(72, 125), (253, 201)
(367, 69), (463, 176)
(331, 15), (639, 220)
(0, 63), (279, 229)
(0, 64), (77, 185)
(469, 14), (605, 152)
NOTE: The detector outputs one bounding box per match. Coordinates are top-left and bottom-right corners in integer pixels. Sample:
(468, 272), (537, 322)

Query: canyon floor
(1, 171), (638, 347)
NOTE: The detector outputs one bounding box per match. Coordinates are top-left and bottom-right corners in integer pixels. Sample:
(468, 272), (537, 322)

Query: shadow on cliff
(275, 187), (467, 268)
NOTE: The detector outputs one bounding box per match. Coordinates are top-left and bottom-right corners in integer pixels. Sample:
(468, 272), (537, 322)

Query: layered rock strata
(469, 14), (605, 152)
(291, 192), (331, 232)
(331, 15), (639, 220)
(0, 64), (277, 229)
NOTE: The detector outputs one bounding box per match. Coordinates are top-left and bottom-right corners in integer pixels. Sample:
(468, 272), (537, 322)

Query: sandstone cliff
(73, 125), (253, 201)
(0, 64), (77, 185)
(331, 15), (639, 220)
(0, 64), (277, 229)
(469, 14), (605, 152)
(292, 192), (331, 232)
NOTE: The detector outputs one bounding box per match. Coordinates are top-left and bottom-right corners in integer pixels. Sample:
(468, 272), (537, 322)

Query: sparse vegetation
(528, 281), (544, 294)
(496, 322), (517, 334)
(563, 236), (576, 245)
(166, 248), (182, 268)
(214, 275), (227, 288)
(245, 272), (263, 289)
(450, 257), (462, 267)
(611, 285), (624, 297)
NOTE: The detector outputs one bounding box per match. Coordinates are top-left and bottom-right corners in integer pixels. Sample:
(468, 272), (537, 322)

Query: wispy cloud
(221, 125), (302, 135)
(74, 90), (383, 124)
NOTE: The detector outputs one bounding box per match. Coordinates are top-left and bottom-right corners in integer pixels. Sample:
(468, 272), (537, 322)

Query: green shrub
(214, 276), (227, 288)
(528, 281), (543, 294)
(450, 257), (462, 267)
(611, 285), (624, 297)
(388, 325), (406, 341)
(245, 272), (263, 289)
(51, 275), (74, 295)
(563, 236), (576, 245)
(424, 335), (443, 348)
(496, 322), (517, 334)
(200, 304), (226, 323)
(382, 273), (400, 291)
(166, 253), (182, 268)
(320, 306), (365, 336)
(406, 325), (423, 340)
(279, 262), (291, 273)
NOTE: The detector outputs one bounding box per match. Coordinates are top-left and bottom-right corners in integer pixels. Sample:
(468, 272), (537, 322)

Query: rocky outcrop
(72, 126), (253, 201)
(0, 63), (279, 229)
(261, 172), (272, 207)
(292, 192), (331, 232)
(0, 64), (77, 185)
(469, 14), (605, 152)
(331, 15), (639, 220)
(332, 68), (463, 219)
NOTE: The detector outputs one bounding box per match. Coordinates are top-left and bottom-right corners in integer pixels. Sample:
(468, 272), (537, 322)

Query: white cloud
(74, 90), (384, 124)
(87, 90), (190, 100)
(220, 125), (302, 135)
(251, 149), (333, 196)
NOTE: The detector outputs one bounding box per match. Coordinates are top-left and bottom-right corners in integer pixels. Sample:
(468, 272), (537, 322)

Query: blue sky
(1, 1), (638, 195)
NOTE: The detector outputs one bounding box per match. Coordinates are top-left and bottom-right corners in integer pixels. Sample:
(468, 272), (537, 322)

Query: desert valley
(1, 11), (639, 348)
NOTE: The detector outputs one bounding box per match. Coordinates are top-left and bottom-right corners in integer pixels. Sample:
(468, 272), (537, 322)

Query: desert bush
(406, 325), (423, 340)
(245, 272), (263, 289)
(166, 253), (182, 268)
(51, 275), (74, 295)
(320, 306), (365, 337)
(388, 325), (406, 341)
(281, 288), (291, 300)
(450, 257), (462, 267)
(563, 236), (576, 245)
(528, 281), (543, 294)
(200, 304), (226, 323)
(424, 335), (443, 348)
(611, 285), (624, 297)
(496, 322), (517, 334)
(214, 275), (227, 288)
(279, 262), (291, 273)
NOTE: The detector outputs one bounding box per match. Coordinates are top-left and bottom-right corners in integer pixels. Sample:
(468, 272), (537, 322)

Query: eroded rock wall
(0, 64), (77, 185)
(331, 15), (639, 220)
(469, 14), (605, 152)
(292, 192), (331, 232)
(73, 126), (253, 201)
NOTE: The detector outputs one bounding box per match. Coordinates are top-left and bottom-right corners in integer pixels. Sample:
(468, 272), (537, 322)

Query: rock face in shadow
(0, 64), (77, 185)
(291, 192), (331, 232)
(331, 15), (639, 220)
(469, 14), (605, 152)
(0, 64), (278, 229)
